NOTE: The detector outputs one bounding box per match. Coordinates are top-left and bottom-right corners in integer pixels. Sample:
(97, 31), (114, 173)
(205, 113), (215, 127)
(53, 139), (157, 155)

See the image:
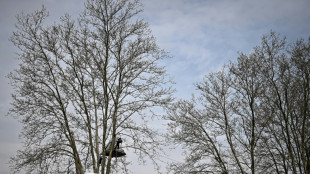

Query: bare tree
(167, 70), (235, 174)
(8, 0), (174, 173)
(229, 50), (266, 174)
(166, 32), (310, 174)
(256, 32), (310, 174)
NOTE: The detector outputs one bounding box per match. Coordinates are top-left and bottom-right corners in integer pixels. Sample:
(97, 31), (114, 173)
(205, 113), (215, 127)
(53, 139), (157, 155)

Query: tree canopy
(166, 32), (310, 174)
(8, 0), (173, 173)
(7, 0), (310, 173)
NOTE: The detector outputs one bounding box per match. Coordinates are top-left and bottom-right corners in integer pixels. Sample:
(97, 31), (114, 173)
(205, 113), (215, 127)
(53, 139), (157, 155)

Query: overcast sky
(1, 0), (310, 173)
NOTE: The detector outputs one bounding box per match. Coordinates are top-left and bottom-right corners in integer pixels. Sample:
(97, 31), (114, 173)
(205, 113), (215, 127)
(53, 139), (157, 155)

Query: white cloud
(141, 0), (310, 99)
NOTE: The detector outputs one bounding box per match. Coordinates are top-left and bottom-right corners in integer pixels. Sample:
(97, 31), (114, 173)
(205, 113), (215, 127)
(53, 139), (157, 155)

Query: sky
(1, 0), (310, 173)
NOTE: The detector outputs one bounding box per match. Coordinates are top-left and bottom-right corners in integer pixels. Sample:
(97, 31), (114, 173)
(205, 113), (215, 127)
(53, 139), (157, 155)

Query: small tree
(8, 0), (174, 173)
